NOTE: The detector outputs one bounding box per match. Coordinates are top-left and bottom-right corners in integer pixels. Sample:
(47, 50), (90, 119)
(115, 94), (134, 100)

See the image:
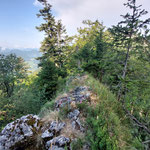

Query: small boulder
(46, 136), (70, 149)
(68, 109), (80, 119)
(0, 114), (42, 150)
(48, 145), (65, 150)
(41, 129), (53, 140)
(49, 121), (65, 133)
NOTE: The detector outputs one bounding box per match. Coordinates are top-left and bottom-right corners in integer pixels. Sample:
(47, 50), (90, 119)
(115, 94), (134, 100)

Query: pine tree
(110, 0), (150, 134)
(36, 0), (57, 61)
(110, 0), (150, 100)
(36, 0), (68, 68)
(36, 0), (68, 100)
(55, 20), (68, 68)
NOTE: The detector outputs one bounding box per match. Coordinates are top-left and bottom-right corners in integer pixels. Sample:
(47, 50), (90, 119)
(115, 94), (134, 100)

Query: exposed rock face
(68, 109), (80, 119)
(54, 86), (91, 133)
(0, 115), (67, 150)
(0, 114), (42, 150)
(49, 122), (65, 134)
(55, 86), (90, 109)
(0, 86), (91, 150)
(41, 129), (53, 139)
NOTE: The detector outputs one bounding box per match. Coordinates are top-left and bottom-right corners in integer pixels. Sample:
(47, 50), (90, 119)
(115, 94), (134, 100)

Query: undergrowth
(40, 73), (144, 149)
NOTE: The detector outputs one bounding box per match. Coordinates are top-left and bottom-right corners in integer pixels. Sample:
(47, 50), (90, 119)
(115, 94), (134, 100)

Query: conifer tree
(110, 0), (150, 101)
(36, 0), (57, 61)
(36, 0), (68, 68)
(110, 0), (150, 134)
(36, 0), (68, 100)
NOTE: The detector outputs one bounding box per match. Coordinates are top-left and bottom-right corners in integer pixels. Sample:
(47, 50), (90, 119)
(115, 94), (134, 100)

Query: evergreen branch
(121, 99), (150, 134)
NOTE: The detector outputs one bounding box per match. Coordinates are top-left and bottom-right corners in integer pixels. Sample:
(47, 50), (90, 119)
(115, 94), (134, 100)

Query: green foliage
(109, 0), (150, 93)
(82, 75), (134, 149)
(71, 20), (107, 78)
(35, 0), (69, 101)
(107, 0), (150, 139)
(0, 54), (28, 97)
(40, 100), (55, 113)
(36, 0), (56, 60)
(0, 73), (44, 131)
(36, 0), (69, 67)
(1, 0), (150, 148)
(37, 60), (59, 100)
(71, 20), (122, 86)
(76, 101), (88, 112)
(58, 105), (71, 120)
(68, 0), (150, 145)
(71, 138), (84, 150)
(42, 74), (139, 149)
(86, 107), (118, 150)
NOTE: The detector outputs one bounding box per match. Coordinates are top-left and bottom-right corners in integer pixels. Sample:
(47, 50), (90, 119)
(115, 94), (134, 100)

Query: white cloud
(47, 0), (127, 35)
(33, 0), (150, 35)
(33, 0), (42, 7)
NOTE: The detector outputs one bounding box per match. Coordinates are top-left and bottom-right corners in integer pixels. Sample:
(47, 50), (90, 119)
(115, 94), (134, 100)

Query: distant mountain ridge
(0, 47), (42, 71)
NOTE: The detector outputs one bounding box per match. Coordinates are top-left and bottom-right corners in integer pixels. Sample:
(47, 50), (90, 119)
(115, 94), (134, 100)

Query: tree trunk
(117, 40), (131, 101)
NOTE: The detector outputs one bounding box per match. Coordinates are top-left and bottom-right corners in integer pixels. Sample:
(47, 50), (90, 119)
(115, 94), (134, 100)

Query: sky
(0, 0), (150, 49)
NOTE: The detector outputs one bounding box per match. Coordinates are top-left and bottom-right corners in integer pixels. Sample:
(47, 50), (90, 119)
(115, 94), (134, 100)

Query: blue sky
(0, 0), (43, 49)
(0, 0), (150, 49)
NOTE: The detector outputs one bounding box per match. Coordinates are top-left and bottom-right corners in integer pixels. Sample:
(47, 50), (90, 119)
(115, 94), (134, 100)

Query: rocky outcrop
(55, 86), (90, 109)
(0, 86), (91, 150)
(0, 114), (43, 150)
(0, 115), (67, 150)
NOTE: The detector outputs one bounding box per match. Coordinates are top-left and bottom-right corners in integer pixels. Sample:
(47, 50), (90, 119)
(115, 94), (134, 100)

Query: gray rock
(55, 97), (72, 108)
(74, 86), (88, 94)
(76, 118), (84, 132)
(0, 114), (42, 150)
(0, 142), (4, 150)
(46, 136), (70, 149)
(72, 86), (90, 102)
(55, 86), (90, 109)
(68, 109), (80, 119)
(0, 85), (90, 150)
(71, 121), (76, 130)
(41, 129), (53, 139)
(71, 118), (84, 132)
(48, 145), (65, 150)
(83, 144), (90, 150)
(50, 121), (65, 133)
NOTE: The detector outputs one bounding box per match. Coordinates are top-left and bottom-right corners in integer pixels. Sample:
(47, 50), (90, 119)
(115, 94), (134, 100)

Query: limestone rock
(49, 121), (65, 133)
(48, 145), (65, 150)
(41, 129), (53, 139)
(0, 114), (42, 150)
(0, 85), (90, 150)
(46, 136), (70, 149)
(68, 109), (80, 119)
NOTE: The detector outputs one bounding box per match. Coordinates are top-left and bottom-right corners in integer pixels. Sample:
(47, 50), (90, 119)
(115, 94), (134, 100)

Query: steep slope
(0, 75), (141, 150)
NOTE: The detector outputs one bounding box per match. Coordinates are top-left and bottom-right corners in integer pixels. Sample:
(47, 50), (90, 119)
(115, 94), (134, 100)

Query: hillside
(0, 0), (150, 149)
(0, 48), (41, 71)
(0, 75), (143, 150)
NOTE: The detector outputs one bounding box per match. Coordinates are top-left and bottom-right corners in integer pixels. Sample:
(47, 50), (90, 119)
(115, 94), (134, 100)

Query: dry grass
(55, 93), (68, 101)
(70, 101), (77, 109)
(60, 119), (84, 139)
(40, 74), (134, 149)
(70, 75), (88, 88)
(42, 110), (59, 123)
(89, 92), (99, 107)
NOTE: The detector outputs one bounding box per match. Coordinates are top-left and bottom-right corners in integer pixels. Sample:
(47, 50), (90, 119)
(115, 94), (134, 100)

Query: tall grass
(40, 73), (143, 149)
